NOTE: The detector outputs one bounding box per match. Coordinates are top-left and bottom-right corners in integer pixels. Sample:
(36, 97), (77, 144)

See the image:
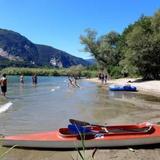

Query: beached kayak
(109, 85), (137, 91)
(3, 122), (160, 149)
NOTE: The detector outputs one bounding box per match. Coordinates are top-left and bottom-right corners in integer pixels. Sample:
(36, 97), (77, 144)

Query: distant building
(30, 61), (35, 64)
(50, 57), (63, 68)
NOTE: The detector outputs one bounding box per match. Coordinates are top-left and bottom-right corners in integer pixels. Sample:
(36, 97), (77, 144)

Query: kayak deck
(59, 124), (153, 138)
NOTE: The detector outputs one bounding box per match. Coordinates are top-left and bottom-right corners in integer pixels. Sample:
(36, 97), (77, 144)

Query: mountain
(0, 29), (39, 68)
(85, 58), (96, 65)
(0, 28), (89, 68)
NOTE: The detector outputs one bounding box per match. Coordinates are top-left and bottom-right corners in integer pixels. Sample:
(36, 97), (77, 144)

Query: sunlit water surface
(0, 76), (160, 159)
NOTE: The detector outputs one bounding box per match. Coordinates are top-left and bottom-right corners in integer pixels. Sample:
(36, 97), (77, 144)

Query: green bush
(0, 67), (97, 78)
(108, 66), (123, 79)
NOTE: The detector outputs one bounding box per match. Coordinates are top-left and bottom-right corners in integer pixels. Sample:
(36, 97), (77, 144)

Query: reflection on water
(0, 102), (13, 113)
(108, 89), (160, 102)
(0, 76), (160, 159)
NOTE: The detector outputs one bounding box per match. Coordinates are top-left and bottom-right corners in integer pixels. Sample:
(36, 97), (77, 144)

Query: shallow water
(0, 76), (160, 159)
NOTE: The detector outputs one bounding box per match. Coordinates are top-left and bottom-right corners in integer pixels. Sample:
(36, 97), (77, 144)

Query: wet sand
(2, 146), (160, 160)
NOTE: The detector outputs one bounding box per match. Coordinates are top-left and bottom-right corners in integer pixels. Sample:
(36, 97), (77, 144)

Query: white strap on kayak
(102, 127), (109, 133)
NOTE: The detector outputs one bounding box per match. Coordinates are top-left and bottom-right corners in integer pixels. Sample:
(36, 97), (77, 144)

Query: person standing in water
(68, 76), (74, 87)
(19, 74), (24, 84)
(73, 76), (80, 88)
(68, 75), (80, 88)
(32, 74), (38, 86)
(0, 73), (7, 96)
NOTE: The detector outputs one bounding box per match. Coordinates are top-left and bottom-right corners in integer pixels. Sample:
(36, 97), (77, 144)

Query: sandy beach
(87, 77), (160, 97)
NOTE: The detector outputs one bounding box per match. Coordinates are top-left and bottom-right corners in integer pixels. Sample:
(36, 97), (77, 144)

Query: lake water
(0, 76), (160, 159)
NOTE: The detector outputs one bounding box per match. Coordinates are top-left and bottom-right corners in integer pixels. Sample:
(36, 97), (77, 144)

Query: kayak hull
(3, 135), (160, 149)
(3, 123), (160, 149)
(109, 85), (137, 91)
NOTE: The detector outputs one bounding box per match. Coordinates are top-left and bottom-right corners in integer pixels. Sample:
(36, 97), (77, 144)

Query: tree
(124, 15), (160, 79)
(80, 10), (160, 79)
(80, 29), (121, 73)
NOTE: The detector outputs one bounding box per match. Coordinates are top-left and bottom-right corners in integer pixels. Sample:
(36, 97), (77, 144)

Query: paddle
(69, 119), (107, 128)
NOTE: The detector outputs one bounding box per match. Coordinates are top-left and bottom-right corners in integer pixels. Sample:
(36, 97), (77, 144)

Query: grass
(0, 145), (17, 159)
(71, 125), (96, 160)
(0, 135), (17, 159)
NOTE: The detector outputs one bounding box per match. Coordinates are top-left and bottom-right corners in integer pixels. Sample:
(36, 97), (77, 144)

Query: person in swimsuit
(19, 74), (24, 84)
(0, 73), (7, 96)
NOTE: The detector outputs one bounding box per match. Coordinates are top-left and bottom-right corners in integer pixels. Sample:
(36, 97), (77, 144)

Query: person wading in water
(19, 74), (24, 84)
(0, 73), (7, 96)
(32, 74), (38, 86)
(68, 75), (80, 88)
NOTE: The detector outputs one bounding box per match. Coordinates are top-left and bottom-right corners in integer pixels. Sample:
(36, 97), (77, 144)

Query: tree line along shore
(0, 66), (97, 78)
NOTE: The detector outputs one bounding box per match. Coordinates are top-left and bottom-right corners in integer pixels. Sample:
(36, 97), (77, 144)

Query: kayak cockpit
(59, 122), (154, 138)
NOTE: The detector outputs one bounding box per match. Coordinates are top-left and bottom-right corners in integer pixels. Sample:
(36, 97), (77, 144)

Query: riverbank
(86, 77), (160, 97)
(83, 77), (160, 160)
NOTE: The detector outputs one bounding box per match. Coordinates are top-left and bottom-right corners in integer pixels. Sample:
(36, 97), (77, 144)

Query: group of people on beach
(0, 73), (38, 97)
(98, 72), (107, 84)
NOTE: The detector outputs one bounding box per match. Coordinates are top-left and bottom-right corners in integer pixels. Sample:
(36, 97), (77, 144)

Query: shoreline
(86, 78), (160, 97)
(84, 78), (160, 159)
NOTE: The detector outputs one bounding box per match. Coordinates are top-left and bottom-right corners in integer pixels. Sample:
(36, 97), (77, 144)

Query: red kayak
(3, 122), (160, 149)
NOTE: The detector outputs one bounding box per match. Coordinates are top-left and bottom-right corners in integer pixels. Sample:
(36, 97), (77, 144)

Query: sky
(0, 0), (160, 59)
